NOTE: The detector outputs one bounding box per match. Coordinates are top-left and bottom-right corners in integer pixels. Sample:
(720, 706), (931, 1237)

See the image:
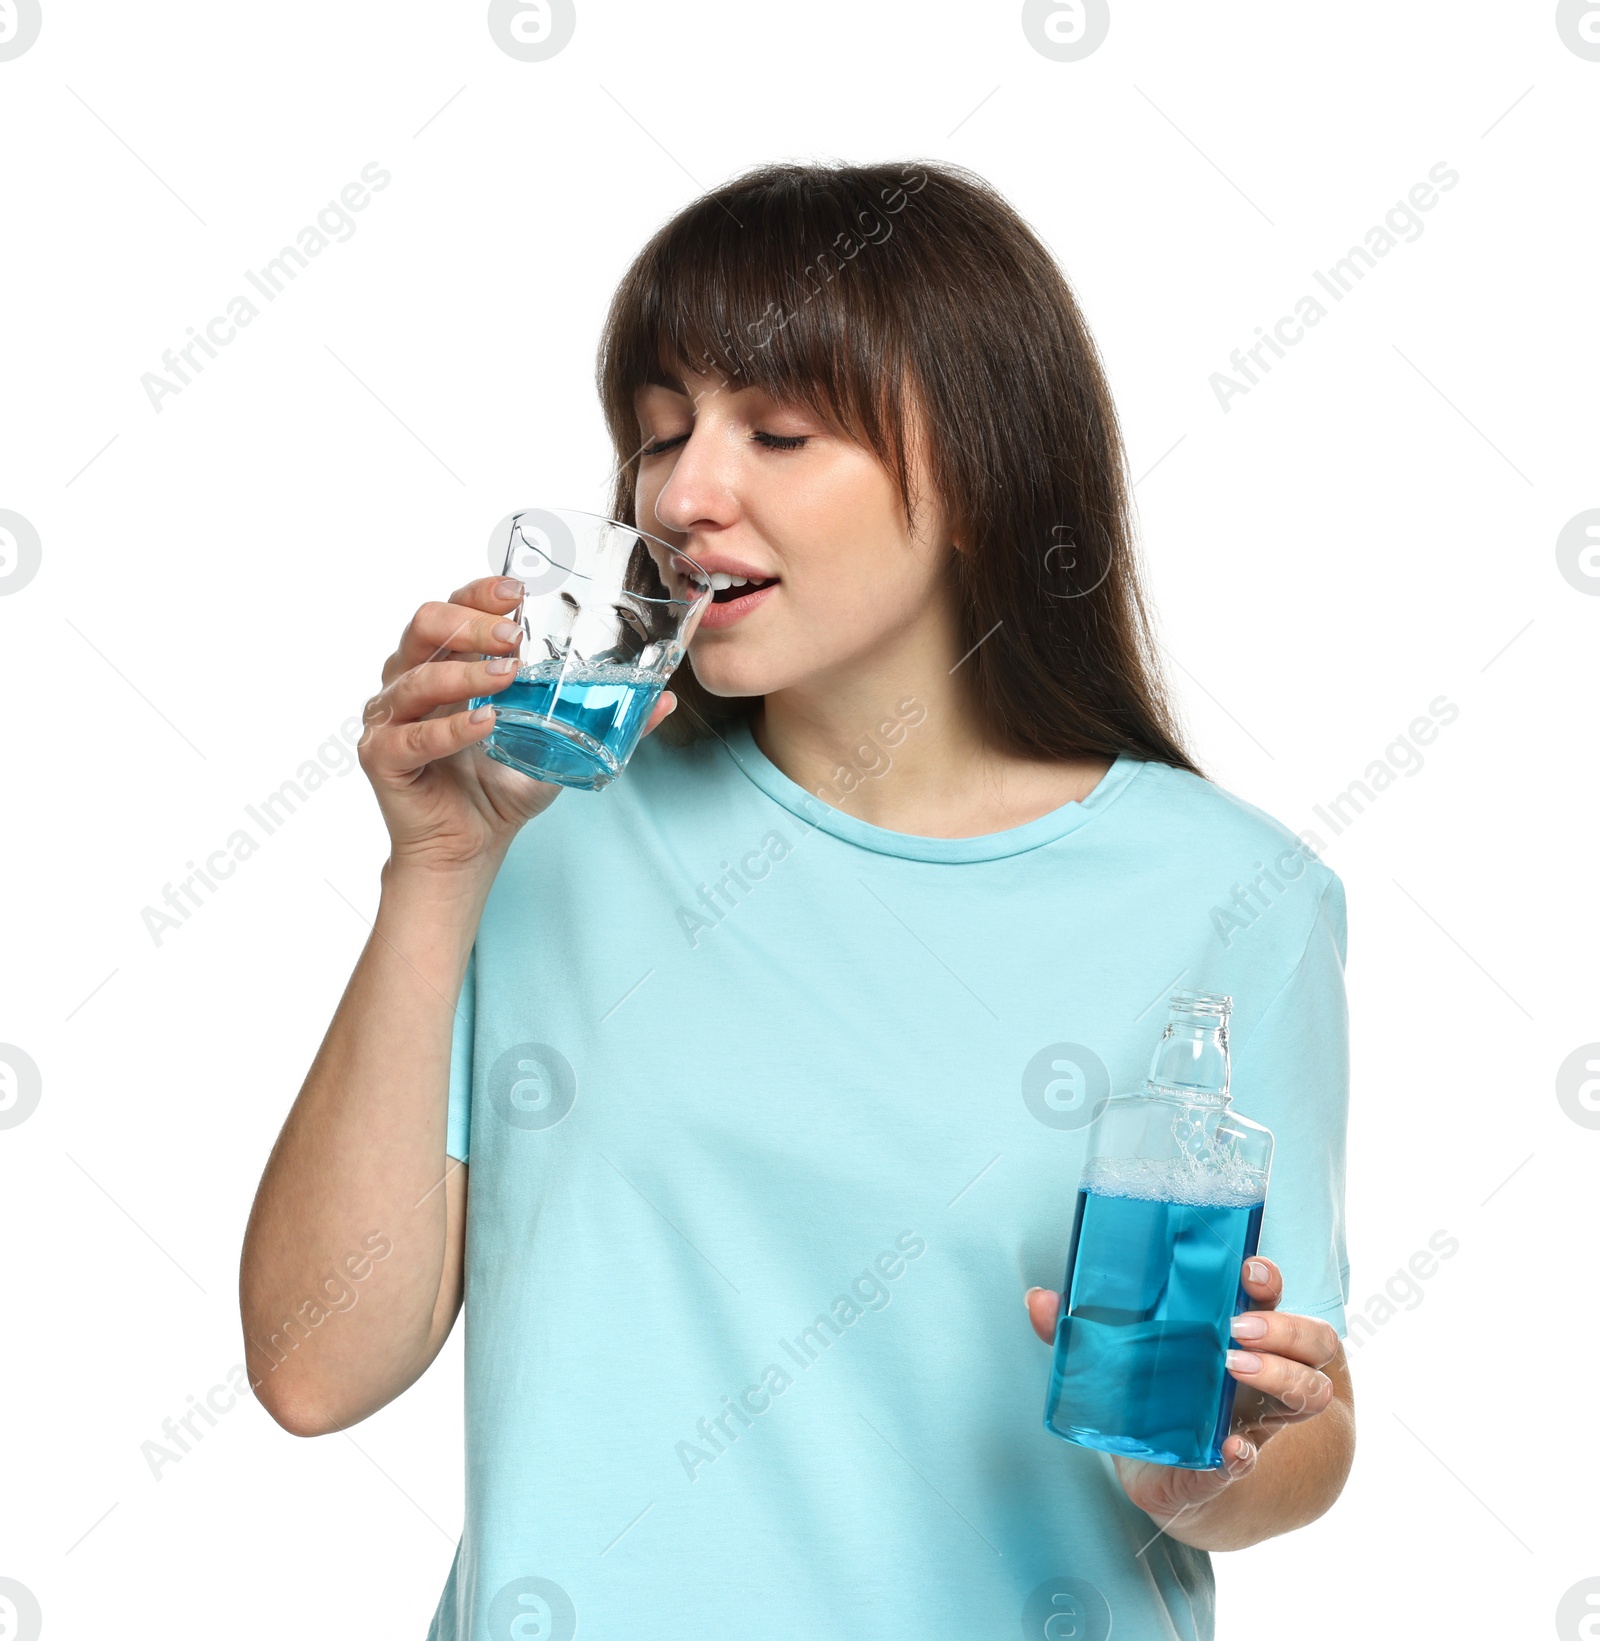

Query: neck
(750, 601), (1115, 839)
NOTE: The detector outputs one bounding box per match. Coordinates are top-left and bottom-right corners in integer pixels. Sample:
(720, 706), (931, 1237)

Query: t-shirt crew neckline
(719, 718), (1146, 864)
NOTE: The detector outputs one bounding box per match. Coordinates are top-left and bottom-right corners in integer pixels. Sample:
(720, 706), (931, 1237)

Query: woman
(240, 160), (1354, 1640)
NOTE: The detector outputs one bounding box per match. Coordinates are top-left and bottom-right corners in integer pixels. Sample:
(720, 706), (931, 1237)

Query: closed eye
(639, 429), (809, 458)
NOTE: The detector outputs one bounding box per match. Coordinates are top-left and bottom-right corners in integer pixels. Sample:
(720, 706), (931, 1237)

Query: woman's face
(633, 367), (955, 701)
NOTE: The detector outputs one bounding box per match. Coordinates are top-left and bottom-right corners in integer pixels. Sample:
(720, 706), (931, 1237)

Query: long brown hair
(596, 159), (1201, 777)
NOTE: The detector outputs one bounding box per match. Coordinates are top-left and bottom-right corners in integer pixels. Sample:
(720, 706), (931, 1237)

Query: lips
(693, 579), (779, 630)
(676, 554), (780, 631)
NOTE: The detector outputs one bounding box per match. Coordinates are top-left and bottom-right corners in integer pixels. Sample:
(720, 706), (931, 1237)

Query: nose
(646, 422), (739, 539)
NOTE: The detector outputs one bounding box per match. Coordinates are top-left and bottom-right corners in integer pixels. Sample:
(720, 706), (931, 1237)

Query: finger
(392, 592), (523, 672)
(446, 573), (526, 614)
(387, 592), (524, 681)
(1110, 1451), (1232, 1518)
(1225, 1349), (1334, 1427)
(1229, 1307), (1340, 1370)
(361, 703), (498, 782)
(641, 690), (678, 738)
(1219, 1432), (1260, 1481)
(377, 655), (518, 727)
(1024, 1286), (1059, 1345)
(1240, 1256), (1282, 1310)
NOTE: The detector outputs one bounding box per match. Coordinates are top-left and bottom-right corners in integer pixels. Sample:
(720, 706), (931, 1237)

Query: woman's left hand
(1025, 1256), (1340, 1526)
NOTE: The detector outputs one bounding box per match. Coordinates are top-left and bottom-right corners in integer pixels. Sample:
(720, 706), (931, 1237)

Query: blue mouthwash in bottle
(1044, 990), (1273, 1470)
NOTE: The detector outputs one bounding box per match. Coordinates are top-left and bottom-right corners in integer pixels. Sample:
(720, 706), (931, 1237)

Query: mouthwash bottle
(1043, 990), (1273, 1470)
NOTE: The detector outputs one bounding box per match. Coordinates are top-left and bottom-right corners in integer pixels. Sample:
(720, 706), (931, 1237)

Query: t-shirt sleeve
(1228, 873), (1351, 1337)
(445, 949), (475, 1164)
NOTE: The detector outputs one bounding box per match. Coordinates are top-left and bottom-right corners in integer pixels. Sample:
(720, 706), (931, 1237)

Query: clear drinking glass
(470, 508), (710, 791)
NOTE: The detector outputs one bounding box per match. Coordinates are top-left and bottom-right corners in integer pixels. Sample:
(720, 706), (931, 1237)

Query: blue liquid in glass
(471, 659), (661, 791)
(1044, 1172), (1265, 1469)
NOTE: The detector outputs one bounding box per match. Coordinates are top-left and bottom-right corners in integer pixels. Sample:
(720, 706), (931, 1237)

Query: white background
(1, 2), (1595, 1636)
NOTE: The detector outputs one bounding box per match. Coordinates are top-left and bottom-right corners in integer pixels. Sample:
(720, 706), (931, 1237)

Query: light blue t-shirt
(427, 718), (1350, 1641)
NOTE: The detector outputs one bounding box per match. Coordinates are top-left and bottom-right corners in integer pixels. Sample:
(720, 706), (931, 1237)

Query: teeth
(691, 569), (772, 594)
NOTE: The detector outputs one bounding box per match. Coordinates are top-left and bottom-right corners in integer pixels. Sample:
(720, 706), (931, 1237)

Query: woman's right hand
(359, 573), (677, 880)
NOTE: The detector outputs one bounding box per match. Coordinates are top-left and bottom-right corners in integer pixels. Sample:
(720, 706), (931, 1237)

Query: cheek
(803, 554), (932, 638)
(634, 470), (661, 529)
(771, 464), (934, 621)
(794, 517), (945, 637)
(688, 442), (949, 699)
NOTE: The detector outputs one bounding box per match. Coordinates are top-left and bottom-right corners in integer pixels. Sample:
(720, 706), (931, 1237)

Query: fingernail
(485, 655), (516, 674)
(469, 705), (494, 722)
(1024, 1287), (1044, 1310)
(495, 578), (523, 599)
(1231, 1313), (1267, 1340)
(492, 621), (520, 644)
(1247, 1261), (1268, 1285)
(1226, 1350), (1262, 1374)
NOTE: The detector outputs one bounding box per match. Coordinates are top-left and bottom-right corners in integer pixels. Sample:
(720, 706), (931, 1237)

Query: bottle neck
(1145, 1018), (1231, 1103)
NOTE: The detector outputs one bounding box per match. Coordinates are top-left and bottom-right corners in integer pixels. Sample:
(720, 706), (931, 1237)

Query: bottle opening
(1169, 988), (1231, 1019)
(1145, 991), (1232, 1100)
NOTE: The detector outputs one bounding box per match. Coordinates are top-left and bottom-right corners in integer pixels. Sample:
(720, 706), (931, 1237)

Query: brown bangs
(597, 164), (926, 527)
(594, 160), (1202, 777)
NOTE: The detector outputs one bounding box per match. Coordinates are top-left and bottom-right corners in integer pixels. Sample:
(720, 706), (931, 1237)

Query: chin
(687, 645), (799, 701)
